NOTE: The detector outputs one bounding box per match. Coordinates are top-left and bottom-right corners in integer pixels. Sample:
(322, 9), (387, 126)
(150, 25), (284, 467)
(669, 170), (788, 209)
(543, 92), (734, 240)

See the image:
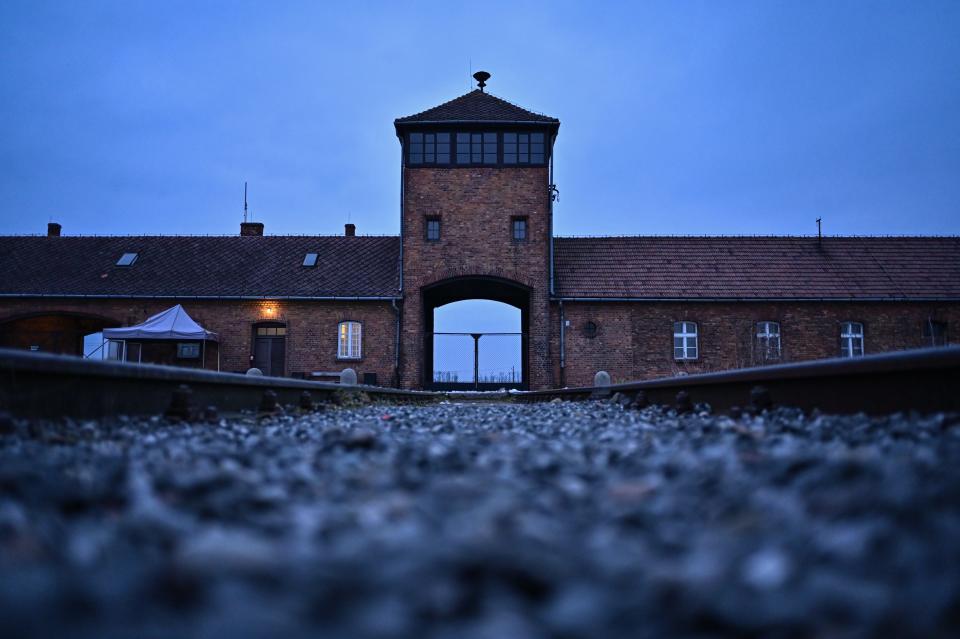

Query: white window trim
(756, 321), (781, 359)
(337, 321), (362, 359)
(840, 321), (864, 358)
(673, 321), (698, 360)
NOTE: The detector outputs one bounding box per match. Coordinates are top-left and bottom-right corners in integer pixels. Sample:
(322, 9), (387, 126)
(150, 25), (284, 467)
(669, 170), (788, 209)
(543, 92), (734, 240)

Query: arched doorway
(0, 312), (120, 357)
(422, 276), (530, 390)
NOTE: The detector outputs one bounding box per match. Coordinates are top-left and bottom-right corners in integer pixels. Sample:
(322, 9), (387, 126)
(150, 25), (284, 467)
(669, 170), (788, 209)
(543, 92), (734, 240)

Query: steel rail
(0, 348), (433, 419)
(2, 347), (958, 420)
(515, 346), (960, 415)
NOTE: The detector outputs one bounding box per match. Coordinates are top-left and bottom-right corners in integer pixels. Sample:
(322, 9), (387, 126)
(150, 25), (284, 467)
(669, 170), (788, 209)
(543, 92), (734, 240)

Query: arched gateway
(422, 276), (531, 390)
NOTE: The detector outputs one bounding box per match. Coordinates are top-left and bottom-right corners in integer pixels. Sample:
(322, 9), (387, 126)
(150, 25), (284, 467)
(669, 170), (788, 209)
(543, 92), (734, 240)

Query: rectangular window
(116, 252), (138, 266)
(512, 217), (527, 241)
(503, 132), (546, 164)
(303, 253), (318, 267)
(922, 320), (948, 347)
(409, 132), (423, 164)
(338, 321), (362, 359)
(436, 133), (450, 164)
(756, 321), (781, 360)
(426, 217), (441, 241)
(455, 132), (498, 164)
(673, 321), (698, 360)
(256, 326), (286, 336)
(408, 132), (450, 165)
(840, 321), (864, 357)
(456, 133), (471, 164)
(177, 343), (200, 359)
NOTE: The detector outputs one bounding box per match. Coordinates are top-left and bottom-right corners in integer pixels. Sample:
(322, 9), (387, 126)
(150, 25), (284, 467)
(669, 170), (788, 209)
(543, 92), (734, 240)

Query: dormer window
(116, 252), (138, 266)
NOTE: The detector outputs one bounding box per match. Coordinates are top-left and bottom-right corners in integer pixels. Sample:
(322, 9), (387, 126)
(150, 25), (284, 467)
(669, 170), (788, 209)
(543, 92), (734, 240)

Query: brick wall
(556, 301), (960, 386)
(400, 166), (554, 389)
(0, 299), (398, 383)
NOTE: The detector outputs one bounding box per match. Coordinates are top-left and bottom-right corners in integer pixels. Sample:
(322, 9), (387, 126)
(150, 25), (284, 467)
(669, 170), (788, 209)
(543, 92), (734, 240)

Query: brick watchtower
(394, 73), (560, 390)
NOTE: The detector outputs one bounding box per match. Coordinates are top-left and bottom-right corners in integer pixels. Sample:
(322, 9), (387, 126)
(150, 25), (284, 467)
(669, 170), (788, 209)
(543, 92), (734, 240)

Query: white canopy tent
(102, 305), (219, 370)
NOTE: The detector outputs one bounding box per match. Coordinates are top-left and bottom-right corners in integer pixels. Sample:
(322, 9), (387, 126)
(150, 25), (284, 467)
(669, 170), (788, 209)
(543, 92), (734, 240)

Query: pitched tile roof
(554, 236), (960, 300)
(0, 236), (401, 298)
(395, 90), (559, 124)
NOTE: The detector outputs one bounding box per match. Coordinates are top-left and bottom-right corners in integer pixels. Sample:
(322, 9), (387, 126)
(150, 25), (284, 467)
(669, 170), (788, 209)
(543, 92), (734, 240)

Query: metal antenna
(244, 182), (248, 223)
(816, 217), (822, 247)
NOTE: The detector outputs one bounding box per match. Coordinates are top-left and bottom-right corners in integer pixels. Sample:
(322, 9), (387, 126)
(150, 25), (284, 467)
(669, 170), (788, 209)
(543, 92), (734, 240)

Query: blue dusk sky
(4, 1), (959, 380)
(1, 0), (958, 239)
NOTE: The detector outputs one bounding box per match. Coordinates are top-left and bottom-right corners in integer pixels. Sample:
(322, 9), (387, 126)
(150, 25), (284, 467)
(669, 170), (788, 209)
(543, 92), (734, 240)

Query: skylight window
(303, 253), (318, 267)
(116, 252), (138, 266)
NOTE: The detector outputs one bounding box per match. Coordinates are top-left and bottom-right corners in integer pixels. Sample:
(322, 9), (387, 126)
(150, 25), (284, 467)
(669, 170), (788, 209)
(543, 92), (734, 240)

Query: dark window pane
(424, 152), (434, 163)
(457, 152), (470, 164)
(437, 133), (450, 143)
(410, 153), (422, 164)
(437, 152), (450, 164)
(504, 133), (517, 143)
(503, 153), (517, 164)
(472, 133), (481, 145)
(531, 133), (544, 143)
(483, 153), (496, 164)
(483, 132), (496, 143)
(531, 153), (543, 163)
(409, 133), (422, 142)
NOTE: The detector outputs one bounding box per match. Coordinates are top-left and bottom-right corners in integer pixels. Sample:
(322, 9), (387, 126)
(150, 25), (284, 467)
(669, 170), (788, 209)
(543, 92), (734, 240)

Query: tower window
(426, 217), (441, 241)
(456, 132), (498, 164)
(673, 321), (698, 360)
(408, 133), (450, 165)
(503, 132), (545, 164)
(840, 321), (864, 357)
(511, 217), (527, 241)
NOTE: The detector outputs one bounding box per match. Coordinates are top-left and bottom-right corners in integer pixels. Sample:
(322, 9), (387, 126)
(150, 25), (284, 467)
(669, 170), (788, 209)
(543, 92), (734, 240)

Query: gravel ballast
(1, 401), (959, 638)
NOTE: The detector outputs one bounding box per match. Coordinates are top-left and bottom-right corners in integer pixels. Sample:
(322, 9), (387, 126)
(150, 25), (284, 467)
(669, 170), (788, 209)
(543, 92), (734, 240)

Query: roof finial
(473, 70), (490, 92)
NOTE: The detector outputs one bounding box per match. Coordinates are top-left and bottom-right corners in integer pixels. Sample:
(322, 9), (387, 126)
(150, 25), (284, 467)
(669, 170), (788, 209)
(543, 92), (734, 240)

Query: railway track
(1, 346), (959, 419)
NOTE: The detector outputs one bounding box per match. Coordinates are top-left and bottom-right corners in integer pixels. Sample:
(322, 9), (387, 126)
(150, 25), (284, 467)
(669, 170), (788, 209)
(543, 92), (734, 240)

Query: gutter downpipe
(395, 131), (405, 388)
(548, 133), (556, 297)
(559, 299), (565, 388)
(391, 299), (401, 388)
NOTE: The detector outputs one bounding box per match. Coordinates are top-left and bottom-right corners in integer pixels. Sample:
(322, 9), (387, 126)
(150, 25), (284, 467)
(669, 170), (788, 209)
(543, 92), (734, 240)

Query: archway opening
(433, 300), (522, 388)
(422, 276), (530, 390)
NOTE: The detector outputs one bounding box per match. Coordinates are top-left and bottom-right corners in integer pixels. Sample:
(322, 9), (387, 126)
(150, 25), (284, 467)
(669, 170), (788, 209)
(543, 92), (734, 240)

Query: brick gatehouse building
(1, 77), (958, 389)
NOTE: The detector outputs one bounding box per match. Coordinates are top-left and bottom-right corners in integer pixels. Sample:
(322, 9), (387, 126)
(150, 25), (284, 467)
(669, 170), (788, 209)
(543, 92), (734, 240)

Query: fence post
(471, 333), (481, 390)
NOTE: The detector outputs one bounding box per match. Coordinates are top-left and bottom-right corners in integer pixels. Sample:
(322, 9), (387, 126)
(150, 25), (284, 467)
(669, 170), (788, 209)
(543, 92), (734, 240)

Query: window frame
(407, 132), (451, 166)
(511, 216), (528, 242)
(337, 320), (363, 360)
(302, 253), (318, 267)
(840, 321), (864, 358)
(116, 252), (138, 267)
(405, 129), (550, 168)
(177, 342), (201, 359)
(756, 321), (781, 361)
(425, 216), (441, 242)
(673, 321), (699, 361)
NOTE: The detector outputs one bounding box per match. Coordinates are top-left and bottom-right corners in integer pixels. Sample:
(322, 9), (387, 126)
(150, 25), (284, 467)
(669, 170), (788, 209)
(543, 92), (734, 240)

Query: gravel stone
(1, 402), (959, 638)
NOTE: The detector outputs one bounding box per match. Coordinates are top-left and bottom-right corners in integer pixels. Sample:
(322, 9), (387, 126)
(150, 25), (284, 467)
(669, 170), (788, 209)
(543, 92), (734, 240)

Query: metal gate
(431, 332), (524, 390)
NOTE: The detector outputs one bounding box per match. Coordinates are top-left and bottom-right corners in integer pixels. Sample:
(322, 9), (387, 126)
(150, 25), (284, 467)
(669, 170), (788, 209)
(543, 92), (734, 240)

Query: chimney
(345, 223), (356, 237)
(241, 222), (264, 237)
(47, 222), (62, 237)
